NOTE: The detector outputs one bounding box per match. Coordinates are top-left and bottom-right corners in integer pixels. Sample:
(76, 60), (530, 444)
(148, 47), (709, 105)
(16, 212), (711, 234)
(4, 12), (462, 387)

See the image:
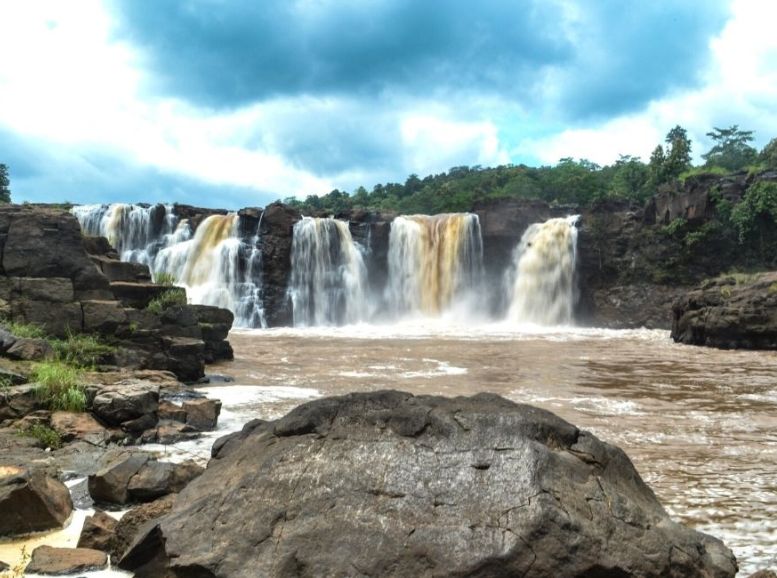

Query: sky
(1, 0), (777, 209)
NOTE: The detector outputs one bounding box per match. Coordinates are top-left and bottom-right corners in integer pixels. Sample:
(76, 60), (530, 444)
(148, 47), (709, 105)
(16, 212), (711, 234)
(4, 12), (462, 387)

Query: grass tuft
(31, 361), (87, 412)
(147, 288), (187, 314)
(18, 423), (62, 449)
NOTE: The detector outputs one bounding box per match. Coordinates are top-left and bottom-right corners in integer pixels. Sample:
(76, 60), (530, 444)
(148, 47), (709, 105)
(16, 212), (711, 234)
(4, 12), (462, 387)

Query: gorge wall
(70, 170), (777, 330)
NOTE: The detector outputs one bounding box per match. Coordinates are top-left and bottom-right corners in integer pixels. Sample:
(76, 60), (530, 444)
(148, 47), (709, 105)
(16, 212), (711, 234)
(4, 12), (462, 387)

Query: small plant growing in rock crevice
(18, 423), (62, 449)
(147, 289), (188, 314)
(153, 271), (178, 286)
(31, 361), (87, 412)
(1, 321), (47, 339)
(51, 331), (115, 368)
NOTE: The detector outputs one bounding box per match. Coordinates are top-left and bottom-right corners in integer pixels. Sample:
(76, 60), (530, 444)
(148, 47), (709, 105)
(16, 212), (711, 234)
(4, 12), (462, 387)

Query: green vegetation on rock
(31, 360), (86, 412)
(18, 423), (63, 449)
(51, 331), (115, 369)
(147, 288), (188, 314)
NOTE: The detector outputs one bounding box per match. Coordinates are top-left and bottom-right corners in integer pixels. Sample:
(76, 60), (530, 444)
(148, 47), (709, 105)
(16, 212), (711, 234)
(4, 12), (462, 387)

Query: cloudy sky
(1, 0), (776, 209)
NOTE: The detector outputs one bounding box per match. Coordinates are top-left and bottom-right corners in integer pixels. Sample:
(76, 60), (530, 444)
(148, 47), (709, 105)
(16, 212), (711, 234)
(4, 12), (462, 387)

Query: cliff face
(0, 206), (234, 381)
(65, 171), (777, 331)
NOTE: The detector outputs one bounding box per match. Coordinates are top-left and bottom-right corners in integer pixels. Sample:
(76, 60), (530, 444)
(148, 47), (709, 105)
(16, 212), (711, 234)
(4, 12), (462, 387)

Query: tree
(702, 125), (757, 171)
(758, 138), (777, 169)
(663, 125), (692, 179)
(731, 181), (777, 259)
(0, 164), (10, 203)
(609, 155), (650, 201)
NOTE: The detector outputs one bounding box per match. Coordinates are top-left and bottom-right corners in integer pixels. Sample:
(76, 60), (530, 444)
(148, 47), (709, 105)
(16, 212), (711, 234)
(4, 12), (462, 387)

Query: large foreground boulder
(672, 272), (777, 349)
(121, 391), (737, 578)
(0, 466), (73, 537)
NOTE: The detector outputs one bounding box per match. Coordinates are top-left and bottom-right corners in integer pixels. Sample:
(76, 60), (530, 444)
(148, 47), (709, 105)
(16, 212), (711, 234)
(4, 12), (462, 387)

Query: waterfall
(70, 203), (178, 266)
(506, 216), (579, 325)
(71, 204), (266, 328)
(386, 213), (483, 318)
(290, 217), (368, 327)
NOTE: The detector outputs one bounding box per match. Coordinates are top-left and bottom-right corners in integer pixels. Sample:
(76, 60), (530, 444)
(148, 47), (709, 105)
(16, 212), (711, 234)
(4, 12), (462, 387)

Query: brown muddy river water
(213, 323), (777, 576)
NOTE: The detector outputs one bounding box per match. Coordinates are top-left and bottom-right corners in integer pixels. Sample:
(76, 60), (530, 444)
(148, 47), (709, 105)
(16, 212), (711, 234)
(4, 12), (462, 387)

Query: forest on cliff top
(283, 125), (777, 215)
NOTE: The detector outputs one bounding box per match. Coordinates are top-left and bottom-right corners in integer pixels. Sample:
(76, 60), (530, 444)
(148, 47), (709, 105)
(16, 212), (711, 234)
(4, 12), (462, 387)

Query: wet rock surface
(25, 545), (108, 575)
(672, 272), (777, 349)
(122, 391), (737, 578)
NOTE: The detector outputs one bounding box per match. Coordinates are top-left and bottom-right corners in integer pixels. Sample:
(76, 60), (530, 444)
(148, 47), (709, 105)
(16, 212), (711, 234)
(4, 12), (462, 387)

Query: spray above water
(387, 214), (483, 318)
(289, 217), (368, 327)
(506, 216), (579, 325)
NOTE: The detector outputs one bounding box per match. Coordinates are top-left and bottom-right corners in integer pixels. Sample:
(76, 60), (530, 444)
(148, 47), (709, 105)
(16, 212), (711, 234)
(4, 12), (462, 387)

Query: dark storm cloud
(110, 0), (730, 120)
(110, 0), (570, 107)
(563, 1), (731, 119)
(0, 129), (275, 209)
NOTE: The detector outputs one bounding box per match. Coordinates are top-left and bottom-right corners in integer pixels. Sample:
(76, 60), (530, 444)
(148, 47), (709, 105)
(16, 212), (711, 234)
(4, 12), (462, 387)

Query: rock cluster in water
(121, 391), (737, 578)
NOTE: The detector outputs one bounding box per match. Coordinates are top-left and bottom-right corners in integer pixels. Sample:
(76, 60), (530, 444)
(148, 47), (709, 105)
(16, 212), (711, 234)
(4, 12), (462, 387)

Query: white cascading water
(387, 213), (483, 318)
(70, 203), (179, 266)
(71, 204), (265, 327)
(506, 216), (579, 325)
(289, 217), (368, 327)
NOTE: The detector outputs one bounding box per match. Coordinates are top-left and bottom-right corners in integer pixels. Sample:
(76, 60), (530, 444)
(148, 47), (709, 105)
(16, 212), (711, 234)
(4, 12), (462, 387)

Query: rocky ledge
(121, 391), (737, 578)
(0, 205), (233, 382)
(672, 272), (777, 349)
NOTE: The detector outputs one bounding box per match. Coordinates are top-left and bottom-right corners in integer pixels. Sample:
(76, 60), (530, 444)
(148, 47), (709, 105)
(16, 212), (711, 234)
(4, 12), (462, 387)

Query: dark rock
(92, 256), (152, 283)
(112, 494), (176, 560)
(0, 466), (73, 537)
(81, 235), (118, 258)
(6, 337), (54, 361)
(591, 284), (690, 330)
(15, 277), (75, 303)
(203, 339), (233, 363)
(672, 272), (777, 349)
(9, 299), (83, 337)
(183, 398), (221, 431)
(147, 420), (200, 444)
(189, 304), (234, 326)
(121, 391), (736, 578)
(110, 281), (170, 309)
(77, 510), (118, 552)
(127, 460), (203, 501)
(160, 336), (205, 383)
(88, 453), (150, 505)
(81, 299), (128, 334)
(260, 202), (300, 327)
(0, 560), (8, 571)
(91, 382), (159, 427)
(0, 206), (112, 301)
(26, 545), (108, 575)
(0, 384), (45, 421)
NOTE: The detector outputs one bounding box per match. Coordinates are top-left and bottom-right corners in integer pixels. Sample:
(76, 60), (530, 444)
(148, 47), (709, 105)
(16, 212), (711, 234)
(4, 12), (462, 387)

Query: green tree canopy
(0, 164), (10, 203)
(663, 125), (693, 179)
(702, 125), (757, 171)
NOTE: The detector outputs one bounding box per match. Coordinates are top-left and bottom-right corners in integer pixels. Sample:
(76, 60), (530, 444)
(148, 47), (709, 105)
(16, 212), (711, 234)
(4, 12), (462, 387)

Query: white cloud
(526, 0), (777, 166)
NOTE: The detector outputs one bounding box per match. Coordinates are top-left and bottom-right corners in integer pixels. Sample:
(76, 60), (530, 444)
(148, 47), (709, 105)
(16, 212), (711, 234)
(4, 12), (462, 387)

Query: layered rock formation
(672, 272), (777, 349)
(0, 205), (234, 381)
(121, 391), (737, 578)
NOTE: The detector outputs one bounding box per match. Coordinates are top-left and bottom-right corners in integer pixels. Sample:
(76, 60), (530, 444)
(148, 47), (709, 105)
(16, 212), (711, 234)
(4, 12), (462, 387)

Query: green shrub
(31, 361), (87, 412)
(147, 288), (187, 314)
(153, 271), (177, 286)
(2, 321), (47, 339)
(51, 331), (115, 368)
(19, 424), (62, 449)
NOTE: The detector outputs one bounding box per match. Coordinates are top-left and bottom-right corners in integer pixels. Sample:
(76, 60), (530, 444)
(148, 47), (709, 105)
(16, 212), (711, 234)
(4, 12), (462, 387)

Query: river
(4, 323), (775, 576)
(213, 323), (777, 576)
